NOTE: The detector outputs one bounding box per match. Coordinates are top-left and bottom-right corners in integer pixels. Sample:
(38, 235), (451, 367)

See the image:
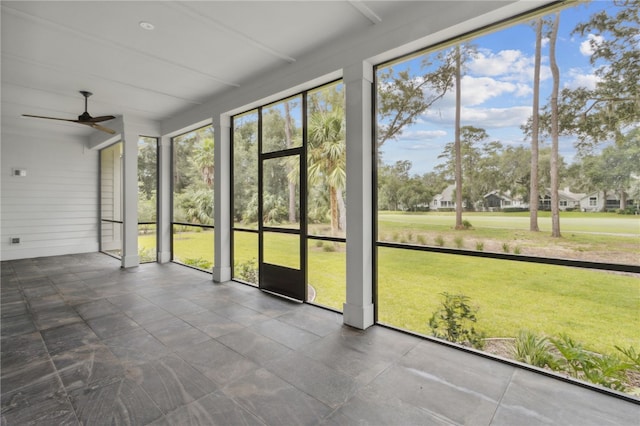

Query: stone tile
(222, 368), (332, 426)
(181, 310), (245, 338)
(1, 362), (77, 426)
(233, 292), (299, 317)
(51, 343), (124, 392)
(0, 313), (37, 337)
(165, 391), (264, 426)
(103, 329), (170, 367)
(250, 317), (321, 350)
(264, 351), (359, 409)
(124, 304), (173, 325)
(41, 322), (100, 356)
(144, 316), (211, 349)
(32, 305), (82, 331)
(1, 332), (49, 374)
(277, 306), (343, 337)
(211, 302), (271, 327)
(362, 341), (515, 425)
(107, 293), (152, 310)
(49, 272), (84, 284)
(28, 293), (67, 311)
(176, 339), (259, 386)
(73, 299), (121, 321)
(68, 378), (162, 425)
(1, 358), (57, 397)
(329, 385), (456, 426)
(492, 368), (640, 426)
(216, 328), (291, 365)
(301, 329), (404, 386)
(148, 295), (207, 317)
(86, 313), (141, 339)
(0, 301), (28, 319)
(0, 289), (23, 304)
(22, 284), (59, 299)
(131, 354), (218, 413)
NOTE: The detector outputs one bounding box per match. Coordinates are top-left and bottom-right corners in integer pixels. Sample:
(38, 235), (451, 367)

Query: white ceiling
(1, 0), (416, 139)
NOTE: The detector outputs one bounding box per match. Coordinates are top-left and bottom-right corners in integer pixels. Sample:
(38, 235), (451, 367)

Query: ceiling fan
(22, 91), (116, 134)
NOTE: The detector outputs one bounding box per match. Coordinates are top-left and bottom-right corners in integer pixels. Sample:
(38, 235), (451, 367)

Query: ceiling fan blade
(84, 115), (116, 123)
(89, 123), (117, 135)
(22, 114), (76, 123)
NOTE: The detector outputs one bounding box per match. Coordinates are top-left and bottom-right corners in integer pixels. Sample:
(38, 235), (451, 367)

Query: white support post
(213, 115), (232, 282)
(121, 125), (139, 268)
(343, 61), (375, 329)
(157, 135), (172, 263)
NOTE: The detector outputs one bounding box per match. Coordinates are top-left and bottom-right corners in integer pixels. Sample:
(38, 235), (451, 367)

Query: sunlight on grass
(377, 247), (640, 356)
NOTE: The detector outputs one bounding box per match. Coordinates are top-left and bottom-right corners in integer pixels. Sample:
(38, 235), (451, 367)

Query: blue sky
(377, 1), (619, 176)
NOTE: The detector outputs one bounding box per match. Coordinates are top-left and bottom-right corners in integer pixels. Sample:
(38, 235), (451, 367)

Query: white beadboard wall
(1, 131), (99, 260)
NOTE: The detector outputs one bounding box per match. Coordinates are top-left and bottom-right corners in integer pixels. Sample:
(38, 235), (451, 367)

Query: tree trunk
(530, 18), (542, 232)
(620, 190), (627, 210)
(329, 186), (339, 236)
(337, 188), (346, 232)
(549, 12), (561, 238)
(454, 45), (464, 229)
(284, 102), (297, 223)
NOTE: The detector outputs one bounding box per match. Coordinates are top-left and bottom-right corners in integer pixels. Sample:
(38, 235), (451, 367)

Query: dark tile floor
(1, 253), (638, 425)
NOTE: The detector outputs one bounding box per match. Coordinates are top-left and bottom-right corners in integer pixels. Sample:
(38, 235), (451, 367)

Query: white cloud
(468, 48), (546, 83)
(422, 105), (532, 129)
(580, 34), (604, 56)
(564, 68), (600, 90)
(400, 129), (447, 140)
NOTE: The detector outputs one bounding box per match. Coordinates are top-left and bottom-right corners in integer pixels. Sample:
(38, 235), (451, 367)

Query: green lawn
(139, 212), (639, 357)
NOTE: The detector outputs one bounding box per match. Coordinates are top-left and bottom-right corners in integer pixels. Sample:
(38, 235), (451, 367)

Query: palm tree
(307, 108), (346, 236)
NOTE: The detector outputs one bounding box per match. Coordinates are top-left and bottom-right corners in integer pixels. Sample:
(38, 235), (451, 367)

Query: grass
(377, 247), (639, 356)
(138, 211), (640, 359)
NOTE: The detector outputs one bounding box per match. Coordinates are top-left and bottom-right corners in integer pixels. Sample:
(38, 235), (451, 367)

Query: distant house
(579, 190), (625, 212)
(431, 184), (460, 210)
(483, 190), (528, 211)
(539, 187), (584, 211)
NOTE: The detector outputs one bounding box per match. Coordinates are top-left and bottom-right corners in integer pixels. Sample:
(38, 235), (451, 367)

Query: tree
(562, 0), (639, 150)
(377, 48), (457, 148)
(529, 17), (543, 232)
(436, 126), (491, 211)
(284, 101), (297, 223)
(308, 108), (346, 236)
(549, 12), (561, 238)
(454, 44), (464, 229)
(191, 133), (214, 187)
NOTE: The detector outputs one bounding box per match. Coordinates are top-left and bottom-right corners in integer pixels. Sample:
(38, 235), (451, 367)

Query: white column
(213, 115), (232, 282)
(343, 61), (375, 329)
(157, 135), (172, 263)
(121, 125), (139, 268)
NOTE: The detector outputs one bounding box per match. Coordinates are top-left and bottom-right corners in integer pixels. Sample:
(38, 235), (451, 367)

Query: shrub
(502, 242), (510, 253)
(417, 235), (427, 245)
(475, 241), (484, 251)
(514, 246), (522, 255)
(183, 257), (212, 271)
(454, 236), (464, 249)
(461, 219), (473, 229)
(435, 235), (445, 247)
(322, 242), (337, 252)
(234, 258), (258, 283)
(429, 292), (485, 349)
(138, 247), (156, 263)
(550, 335), (630, 392)
(513, 331), (557, 369)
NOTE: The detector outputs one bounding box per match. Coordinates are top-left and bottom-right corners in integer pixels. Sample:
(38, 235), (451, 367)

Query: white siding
(1, 132), (99, 260)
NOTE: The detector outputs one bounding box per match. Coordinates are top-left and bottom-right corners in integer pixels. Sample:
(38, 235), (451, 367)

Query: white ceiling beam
(164, 2), (296, 64)
(348, 1), (382, 24)
(1, 5), (240, 88)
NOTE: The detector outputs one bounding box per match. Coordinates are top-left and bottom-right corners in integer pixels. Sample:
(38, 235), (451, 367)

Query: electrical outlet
(10, 237), (21, 245)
